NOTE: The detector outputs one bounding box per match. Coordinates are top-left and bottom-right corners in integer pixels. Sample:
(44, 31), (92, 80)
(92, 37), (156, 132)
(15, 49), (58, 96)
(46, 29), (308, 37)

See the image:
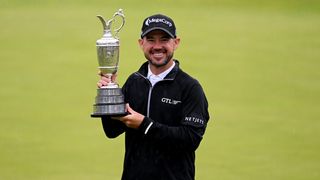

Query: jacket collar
(137, 60), (180, 80)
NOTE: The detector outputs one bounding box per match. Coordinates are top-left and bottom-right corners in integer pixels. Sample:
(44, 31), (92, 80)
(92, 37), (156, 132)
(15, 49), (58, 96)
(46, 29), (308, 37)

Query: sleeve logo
(185, 117), (204, 125)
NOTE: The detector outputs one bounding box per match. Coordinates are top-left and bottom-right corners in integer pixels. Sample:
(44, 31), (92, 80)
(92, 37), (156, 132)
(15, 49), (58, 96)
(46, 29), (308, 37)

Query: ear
(138, 39), (144, 49)
(173, 37), (180, 50)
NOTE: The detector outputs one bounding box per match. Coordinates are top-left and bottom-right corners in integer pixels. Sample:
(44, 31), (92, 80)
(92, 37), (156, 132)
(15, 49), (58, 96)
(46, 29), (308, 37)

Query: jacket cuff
(138, 116), (154, 135)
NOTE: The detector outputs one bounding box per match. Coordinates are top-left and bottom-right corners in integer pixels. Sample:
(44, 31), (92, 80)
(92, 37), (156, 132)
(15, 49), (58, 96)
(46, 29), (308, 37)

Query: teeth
(153, 53), (163, 57)
(153, 52), (164, 57)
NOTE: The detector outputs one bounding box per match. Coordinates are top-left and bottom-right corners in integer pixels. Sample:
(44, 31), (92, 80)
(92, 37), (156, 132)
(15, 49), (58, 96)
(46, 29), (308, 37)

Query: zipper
(136, 72), (174, 118)
(146, 79), (174, 117)
(147, 86), (153, 117)
(136, 72), (153, 117)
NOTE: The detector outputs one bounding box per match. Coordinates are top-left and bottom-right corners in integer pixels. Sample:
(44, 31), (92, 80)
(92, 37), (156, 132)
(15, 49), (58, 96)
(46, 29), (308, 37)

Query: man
(97, 14), (210, 180)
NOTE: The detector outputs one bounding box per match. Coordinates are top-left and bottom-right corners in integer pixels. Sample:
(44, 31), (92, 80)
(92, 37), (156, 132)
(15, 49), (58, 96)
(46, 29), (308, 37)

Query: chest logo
(161, 98), (181, 105)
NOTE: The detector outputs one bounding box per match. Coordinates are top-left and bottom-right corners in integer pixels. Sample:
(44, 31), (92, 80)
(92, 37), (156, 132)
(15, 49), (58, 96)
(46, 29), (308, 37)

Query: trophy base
(91, 87), (127, 118)
(91, 104), (127, 117)
(91, 113), (128, 117)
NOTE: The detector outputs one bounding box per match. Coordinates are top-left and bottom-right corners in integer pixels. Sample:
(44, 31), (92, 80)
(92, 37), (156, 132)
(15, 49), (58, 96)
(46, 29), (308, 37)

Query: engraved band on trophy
(91, 9), (127, 117)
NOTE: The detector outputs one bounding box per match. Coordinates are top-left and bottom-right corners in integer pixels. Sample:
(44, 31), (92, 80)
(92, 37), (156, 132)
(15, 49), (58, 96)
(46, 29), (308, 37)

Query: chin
(150, 60), (169, 67)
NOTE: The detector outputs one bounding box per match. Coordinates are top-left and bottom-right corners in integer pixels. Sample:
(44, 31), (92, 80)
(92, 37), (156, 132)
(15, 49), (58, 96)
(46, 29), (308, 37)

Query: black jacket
(101, 60), (210, 180)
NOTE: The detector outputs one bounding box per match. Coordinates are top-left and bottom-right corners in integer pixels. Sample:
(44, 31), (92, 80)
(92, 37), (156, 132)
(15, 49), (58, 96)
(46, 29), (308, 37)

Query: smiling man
(98, 14), (210, 180)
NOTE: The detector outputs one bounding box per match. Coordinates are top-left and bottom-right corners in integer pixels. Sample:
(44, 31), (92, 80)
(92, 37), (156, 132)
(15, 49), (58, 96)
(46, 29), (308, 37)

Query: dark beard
(146, 53), (174, 67)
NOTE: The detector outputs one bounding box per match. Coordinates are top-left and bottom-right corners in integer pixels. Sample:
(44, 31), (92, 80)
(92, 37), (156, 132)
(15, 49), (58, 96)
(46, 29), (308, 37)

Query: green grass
(1, 0), (320, 179)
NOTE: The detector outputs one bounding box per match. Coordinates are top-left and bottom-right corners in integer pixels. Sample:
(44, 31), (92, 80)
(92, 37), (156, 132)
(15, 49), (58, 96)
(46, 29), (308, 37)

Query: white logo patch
(185, 117), (205, 125)
(145, 18), (172, 27)
(161, 98), (181, 105)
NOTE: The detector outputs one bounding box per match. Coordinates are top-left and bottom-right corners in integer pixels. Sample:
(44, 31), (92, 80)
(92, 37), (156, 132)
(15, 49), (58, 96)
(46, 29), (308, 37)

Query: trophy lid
(96, 32), (119, 46)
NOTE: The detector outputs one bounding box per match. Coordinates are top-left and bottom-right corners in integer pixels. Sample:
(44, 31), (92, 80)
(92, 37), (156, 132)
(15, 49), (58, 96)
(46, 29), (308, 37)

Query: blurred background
(0, 0), (319, 179)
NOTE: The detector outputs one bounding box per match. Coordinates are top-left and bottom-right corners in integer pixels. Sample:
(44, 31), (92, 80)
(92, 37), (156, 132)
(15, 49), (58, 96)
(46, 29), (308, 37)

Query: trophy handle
(112, 9), (125, 38)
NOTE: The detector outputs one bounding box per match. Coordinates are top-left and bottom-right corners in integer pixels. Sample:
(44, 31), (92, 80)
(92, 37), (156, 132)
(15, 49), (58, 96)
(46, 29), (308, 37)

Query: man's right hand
(97, 73), (117, 88)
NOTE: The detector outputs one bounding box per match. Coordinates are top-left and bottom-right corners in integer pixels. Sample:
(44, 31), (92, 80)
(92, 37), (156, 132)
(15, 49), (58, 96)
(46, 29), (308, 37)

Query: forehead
(144, 30), (171, 38)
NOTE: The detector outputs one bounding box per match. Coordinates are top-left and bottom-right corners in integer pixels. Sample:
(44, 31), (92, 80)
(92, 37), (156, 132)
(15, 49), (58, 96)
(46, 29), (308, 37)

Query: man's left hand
(113, 104), (145, 129)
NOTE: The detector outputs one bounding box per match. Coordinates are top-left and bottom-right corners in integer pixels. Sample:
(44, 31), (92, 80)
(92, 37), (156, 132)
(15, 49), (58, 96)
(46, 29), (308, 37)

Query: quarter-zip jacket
(101, 60), (210, 180)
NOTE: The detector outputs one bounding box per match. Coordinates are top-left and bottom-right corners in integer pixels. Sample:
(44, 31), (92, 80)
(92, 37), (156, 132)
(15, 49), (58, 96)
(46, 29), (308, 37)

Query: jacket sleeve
(138, 83), (210, 151)
(101, 116), (126, 138)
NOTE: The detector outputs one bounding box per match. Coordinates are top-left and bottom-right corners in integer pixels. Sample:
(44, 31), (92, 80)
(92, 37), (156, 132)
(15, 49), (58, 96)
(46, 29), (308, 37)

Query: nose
(152, 39), (163, 49)
(153, 39), (162, 49)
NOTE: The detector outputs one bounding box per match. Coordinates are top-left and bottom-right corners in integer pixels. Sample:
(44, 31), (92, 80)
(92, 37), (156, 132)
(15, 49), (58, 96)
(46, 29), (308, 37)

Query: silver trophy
(91, 9), (127, 117)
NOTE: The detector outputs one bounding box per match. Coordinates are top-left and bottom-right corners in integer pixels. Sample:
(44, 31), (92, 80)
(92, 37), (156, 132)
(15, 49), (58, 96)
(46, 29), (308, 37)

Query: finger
(98, 71), (110, 78)
(101, 76), (110, 82)
(101, 74), (111, 79)
(98, 80), (107, 86)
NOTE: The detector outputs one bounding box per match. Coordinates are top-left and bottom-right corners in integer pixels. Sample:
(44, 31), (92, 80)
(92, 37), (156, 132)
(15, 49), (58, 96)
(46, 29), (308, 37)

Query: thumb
(126, 103), (134, 114)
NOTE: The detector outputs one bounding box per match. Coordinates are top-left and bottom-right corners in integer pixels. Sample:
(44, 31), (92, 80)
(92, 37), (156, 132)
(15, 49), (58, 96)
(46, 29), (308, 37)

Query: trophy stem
(101, 83), (118, 88)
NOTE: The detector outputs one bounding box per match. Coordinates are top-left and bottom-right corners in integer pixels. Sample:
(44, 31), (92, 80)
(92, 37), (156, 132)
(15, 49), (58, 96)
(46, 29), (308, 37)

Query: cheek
(173, 43), (178, 50)
(143, 46), (151, 52)
(141, 42), (151, 49)
(142, 47), (151, 55)
(168, 45), (176, 52)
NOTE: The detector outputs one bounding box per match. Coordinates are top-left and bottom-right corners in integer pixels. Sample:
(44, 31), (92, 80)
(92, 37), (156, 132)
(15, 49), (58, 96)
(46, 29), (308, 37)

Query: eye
(145, 36), (155, 42)
(161, 37), (170, 42)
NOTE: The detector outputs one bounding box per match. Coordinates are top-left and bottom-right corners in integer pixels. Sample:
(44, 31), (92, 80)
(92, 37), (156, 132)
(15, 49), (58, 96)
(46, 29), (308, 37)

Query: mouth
(153, 52), (165, 58)
(151, 49), (166, 59)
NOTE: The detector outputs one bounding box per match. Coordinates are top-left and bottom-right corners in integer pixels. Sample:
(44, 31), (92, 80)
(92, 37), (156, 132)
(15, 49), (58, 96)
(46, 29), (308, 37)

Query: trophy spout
(97, 15), (108, 31)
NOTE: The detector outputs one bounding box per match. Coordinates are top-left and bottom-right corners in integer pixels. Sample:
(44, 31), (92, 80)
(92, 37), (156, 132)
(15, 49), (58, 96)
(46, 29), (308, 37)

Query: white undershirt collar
(147, 61), (175, 86)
